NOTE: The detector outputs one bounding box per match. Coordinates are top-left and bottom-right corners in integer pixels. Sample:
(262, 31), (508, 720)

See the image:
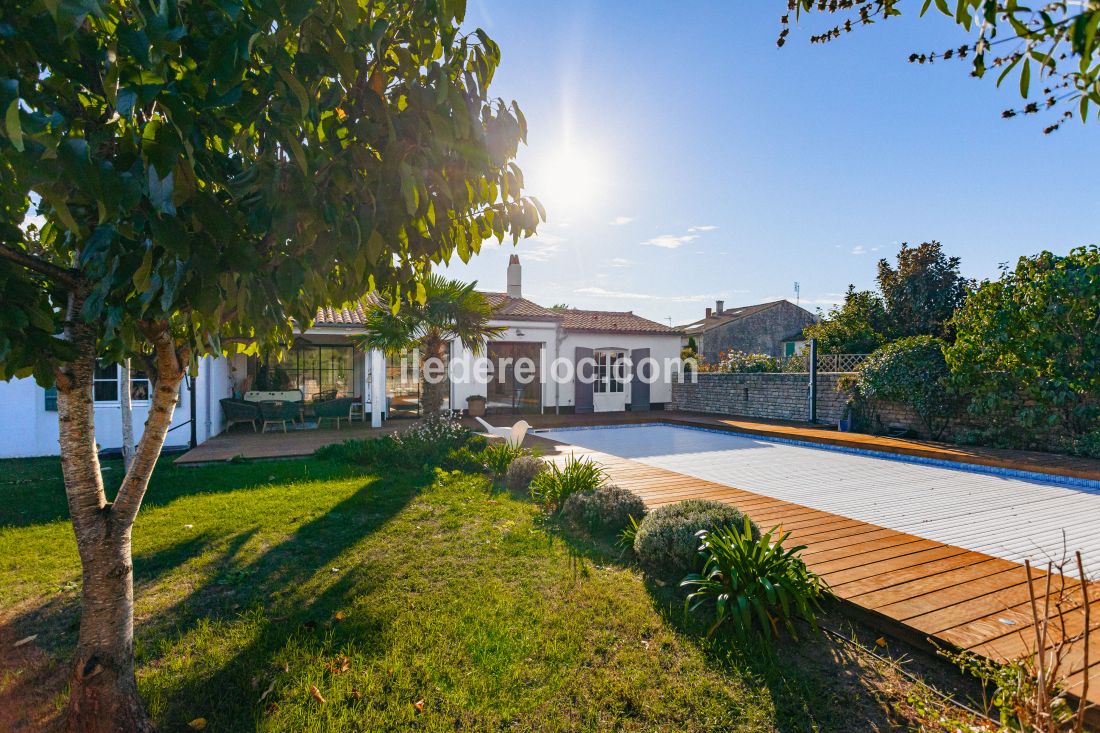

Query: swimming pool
(537, 423), (1100, 577)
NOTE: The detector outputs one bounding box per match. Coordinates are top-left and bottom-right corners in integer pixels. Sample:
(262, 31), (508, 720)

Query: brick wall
(672, 372), (927, 433)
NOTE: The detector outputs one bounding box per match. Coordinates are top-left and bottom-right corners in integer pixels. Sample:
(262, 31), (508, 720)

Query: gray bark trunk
(120, 359), (134, 472)
(57, 305), (186, 733)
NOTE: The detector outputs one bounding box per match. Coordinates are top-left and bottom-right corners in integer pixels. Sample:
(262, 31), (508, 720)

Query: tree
(876, 241), (971, 340)
(355, 275), (503, 414)
(781, 0), (1100, 133)
(803, 285), (890, 354)
(947, 246), (1100, 438)
(0, 2), (541, 729)
(855, 335), (960, 439)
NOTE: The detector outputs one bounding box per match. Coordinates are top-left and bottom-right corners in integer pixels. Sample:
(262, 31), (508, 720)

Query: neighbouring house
(679, 299), (817, 362)
(0, 255), (682, 458)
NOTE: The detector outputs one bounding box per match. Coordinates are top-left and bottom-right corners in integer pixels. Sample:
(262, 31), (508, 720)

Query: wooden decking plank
(533, 429), (1100, 709)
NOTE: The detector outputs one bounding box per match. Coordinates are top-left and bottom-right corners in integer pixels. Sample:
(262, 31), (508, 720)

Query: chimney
(507, 254), (522, 298)
(715, 300), (725, 314)
(705, 307), (712, 319)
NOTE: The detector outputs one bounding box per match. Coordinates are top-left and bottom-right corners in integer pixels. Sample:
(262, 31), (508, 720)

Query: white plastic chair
(475, 417), (531, 448)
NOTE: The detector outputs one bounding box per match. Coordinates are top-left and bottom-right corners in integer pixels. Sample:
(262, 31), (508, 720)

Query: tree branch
(112, 326), (189, 526)
(0, 242), (82, 288)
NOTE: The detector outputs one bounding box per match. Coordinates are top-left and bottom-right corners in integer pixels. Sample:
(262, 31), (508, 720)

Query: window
(270, 344), (355, 400)
(92, 362), (152, 403)
(593, 351), (624, 394)
(93, 362), (119, 402)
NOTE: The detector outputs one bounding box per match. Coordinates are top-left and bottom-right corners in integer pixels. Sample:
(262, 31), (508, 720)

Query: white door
(592, 350), (628, 412)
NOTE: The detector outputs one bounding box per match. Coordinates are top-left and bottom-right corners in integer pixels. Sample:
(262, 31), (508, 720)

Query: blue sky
(440, 1), (1099, 326)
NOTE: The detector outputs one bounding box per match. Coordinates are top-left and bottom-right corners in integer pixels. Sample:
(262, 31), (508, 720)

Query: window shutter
(44, 386), (58, 411)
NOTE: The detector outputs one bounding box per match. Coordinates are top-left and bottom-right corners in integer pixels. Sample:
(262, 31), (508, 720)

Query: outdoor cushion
(313, 397), (357, 418)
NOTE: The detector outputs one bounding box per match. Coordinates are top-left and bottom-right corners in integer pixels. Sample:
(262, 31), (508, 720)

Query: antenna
(794, 281), (800, 306)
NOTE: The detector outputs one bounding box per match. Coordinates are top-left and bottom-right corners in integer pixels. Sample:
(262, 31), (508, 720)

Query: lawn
(0, 453), (980, 732)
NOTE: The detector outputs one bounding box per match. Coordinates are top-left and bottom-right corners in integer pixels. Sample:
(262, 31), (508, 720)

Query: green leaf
(1019, 58), (1031, 98)
(147, 165), (176, 215)
(5, 99), (22, 152)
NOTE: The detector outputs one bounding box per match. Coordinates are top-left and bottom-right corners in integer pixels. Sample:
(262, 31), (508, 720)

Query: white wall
(0, 357), (234, 459)
(446, 321), (681, 413)
(557, 332), (682, 409)
(449, 320), (560, 412)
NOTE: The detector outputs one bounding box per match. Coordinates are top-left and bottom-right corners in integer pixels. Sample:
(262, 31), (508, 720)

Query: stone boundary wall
(672, 372), (927, 435)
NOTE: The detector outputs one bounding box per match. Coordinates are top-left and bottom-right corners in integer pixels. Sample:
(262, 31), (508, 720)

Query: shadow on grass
(135, 469), (432, 730)
(548, 514), (898, 733)
(0, 454), (361, 529)
(1, 461), (433, 731)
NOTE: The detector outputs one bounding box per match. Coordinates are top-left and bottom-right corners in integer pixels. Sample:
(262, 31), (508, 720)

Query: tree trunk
(419, 337), (448, 415)
(57, 309), (187, 733)
(120, 359), (134, 472)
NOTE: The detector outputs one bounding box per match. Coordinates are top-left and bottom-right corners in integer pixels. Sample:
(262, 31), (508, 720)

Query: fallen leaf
(183, 524), (194, 529)
(348, 688), (362, 700)
(875, 636), (887, 648)
(414, 699), (425, 712)
(259, 679), (276, 703)
(309, 684), (326, 704)
(13, 634), (38, 648)
(188, 718), (207, 730)
(333, 611), (346, 622)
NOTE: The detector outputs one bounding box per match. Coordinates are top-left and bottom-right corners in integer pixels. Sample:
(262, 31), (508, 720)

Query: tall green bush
(854, 336), (960, 439)
(947, 247), (1100, 441)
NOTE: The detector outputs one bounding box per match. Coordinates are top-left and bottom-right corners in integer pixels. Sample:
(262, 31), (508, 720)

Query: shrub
(855, 335), (960, 439)
(315, 414), (478, 470)
(633, 500), (759, 578)
(947, 246), (1100, 442)
(682, 519), (827, 640)
(562, 485), (646, 534)
(529, 454), (606, 511)
(481, 442), (528, 479)
(1062, 429), (1100, 460)
(708, 350), (780, 373)
(505, 455), (547, 493)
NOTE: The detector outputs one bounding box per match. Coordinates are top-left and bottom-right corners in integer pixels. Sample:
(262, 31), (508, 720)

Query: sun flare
(526, 145), (606, 221)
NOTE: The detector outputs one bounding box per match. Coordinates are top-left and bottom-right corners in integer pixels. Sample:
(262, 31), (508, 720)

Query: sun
(525, 145), (606, 221)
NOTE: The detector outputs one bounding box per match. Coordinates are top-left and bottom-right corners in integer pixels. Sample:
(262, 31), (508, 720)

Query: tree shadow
(130, 471), (432, 729)
(0, 454), (360, 529)
(1, 462), (432, 731)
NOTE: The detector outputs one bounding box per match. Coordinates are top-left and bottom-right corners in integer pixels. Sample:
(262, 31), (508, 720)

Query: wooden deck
(527, 428), (1100, 713)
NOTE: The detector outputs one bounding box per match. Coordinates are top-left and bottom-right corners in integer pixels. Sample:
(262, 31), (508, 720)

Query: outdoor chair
(259, 400), (300, 433)
(221, 398), (261, 432)
(314, 397), (357, 430)
(474, 417), (531, 448)
(311, 388), (338, 403)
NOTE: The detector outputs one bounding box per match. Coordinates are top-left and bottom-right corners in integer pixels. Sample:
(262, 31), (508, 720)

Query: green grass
(0, 455), (962, 731)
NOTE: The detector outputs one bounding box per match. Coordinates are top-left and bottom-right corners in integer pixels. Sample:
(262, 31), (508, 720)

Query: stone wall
(672, 372), (927, 434)
(698, 300), (817, 361)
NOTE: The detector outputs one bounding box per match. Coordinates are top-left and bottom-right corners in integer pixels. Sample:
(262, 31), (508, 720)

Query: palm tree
(354, 275), (503, 415)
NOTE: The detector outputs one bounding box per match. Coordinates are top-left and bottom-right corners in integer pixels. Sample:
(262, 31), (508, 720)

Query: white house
(0, 256), (682, 458)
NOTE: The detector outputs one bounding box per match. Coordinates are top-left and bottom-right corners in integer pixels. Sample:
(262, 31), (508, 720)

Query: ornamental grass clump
(481, 442), (529, 480)
(529, 454), (606, 512)
(682, 519), (827, 640)
(562, 485), (646, 534)
(633, 500), (759, 579)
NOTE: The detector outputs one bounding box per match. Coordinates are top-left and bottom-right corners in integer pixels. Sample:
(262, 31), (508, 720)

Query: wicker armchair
(313, 397), (357, 430)
(259, 400), (300, 433)
(220, 398), (260, 432)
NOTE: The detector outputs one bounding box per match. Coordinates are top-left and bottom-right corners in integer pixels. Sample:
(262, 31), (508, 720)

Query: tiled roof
(314, 303), (368, 326)
(311, 294), (680, 336)
(480, 291), (563, 321)
(679, 300), (786, 334)
(560, 309), (680, 335)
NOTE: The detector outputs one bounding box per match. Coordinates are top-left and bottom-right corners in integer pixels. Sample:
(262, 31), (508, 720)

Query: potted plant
(838, 401), (854, 432)
(466, 395), (487, 417)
